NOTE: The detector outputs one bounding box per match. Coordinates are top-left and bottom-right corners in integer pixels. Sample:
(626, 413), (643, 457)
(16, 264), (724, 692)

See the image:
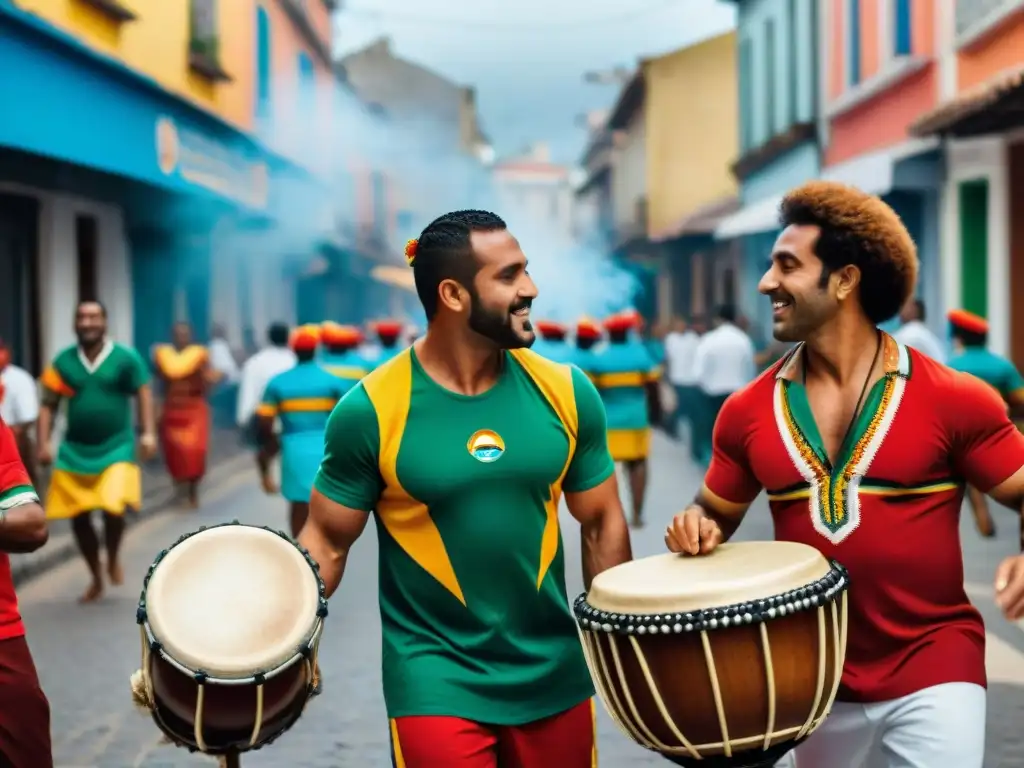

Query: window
(847, 0), (861, 86)
(894, 0), (912, 56)
(189, 0), (219, 61)
(739, 38), (754, 150)
(765, 19), (776, 137)
(75, 215), (98, 303)
(256, 7), (271, 120)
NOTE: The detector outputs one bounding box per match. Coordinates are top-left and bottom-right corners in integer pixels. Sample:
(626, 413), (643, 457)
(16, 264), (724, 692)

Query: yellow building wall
(644, 32), (738, 237)
(13, 0), (255, 131)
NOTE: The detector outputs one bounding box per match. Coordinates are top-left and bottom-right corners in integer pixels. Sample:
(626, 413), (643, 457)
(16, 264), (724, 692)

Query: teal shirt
(319, 349), (370, 391)
(532, 338), (576, 364)
(947, 347), (1024, 401)
(314, 348), (612, 724)
(588, 340), (658, 431)
(257, 362), (349, 435)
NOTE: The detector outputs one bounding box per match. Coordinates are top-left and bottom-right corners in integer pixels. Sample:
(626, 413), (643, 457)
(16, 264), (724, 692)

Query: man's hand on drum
(665, 505), (723, 556)
(994, 553), (1024, 621)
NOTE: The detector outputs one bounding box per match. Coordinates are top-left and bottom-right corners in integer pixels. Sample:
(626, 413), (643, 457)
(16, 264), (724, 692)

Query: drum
(574, 542), (849, 768)
(131, 521), (327, 756)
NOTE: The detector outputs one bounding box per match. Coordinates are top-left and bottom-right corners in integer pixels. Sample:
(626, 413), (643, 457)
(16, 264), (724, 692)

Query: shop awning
(371, 265), (417, 293)
(650, 195), (739, 242)
(820, 136), (939, 196)
(911, 64), (1024, 138)
(713, 194), (783, 240)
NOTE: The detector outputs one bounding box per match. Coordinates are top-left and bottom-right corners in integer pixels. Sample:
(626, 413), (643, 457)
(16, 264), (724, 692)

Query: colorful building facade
(814, 0), (946, 338)
(911, 0), (1024, 364)
(0, 0), (341, 369)
(618, 32), (740, 324)
(714, 0), (821, 344)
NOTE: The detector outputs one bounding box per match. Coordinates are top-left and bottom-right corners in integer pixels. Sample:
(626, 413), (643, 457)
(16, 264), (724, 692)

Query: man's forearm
(297, 529), (351, 599)
(580, 511), (632, 589)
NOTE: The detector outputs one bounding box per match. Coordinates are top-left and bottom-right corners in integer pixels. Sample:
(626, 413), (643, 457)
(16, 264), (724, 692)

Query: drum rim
(136, 521), (328, 680)
(574, 560), (848, 636)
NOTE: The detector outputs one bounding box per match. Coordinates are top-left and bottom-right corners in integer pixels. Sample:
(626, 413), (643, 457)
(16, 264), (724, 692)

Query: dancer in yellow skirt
(36, 300), (156, 603)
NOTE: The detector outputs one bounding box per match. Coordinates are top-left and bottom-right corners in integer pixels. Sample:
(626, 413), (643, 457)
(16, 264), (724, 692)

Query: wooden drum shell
(580, 594), (846, 764)
(147, 654), (312, 754)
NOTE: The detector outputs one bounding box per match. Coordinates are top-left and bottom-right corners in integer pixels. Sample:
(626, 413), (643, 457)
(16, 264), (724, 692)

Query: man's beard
(467, 290), (534, 349)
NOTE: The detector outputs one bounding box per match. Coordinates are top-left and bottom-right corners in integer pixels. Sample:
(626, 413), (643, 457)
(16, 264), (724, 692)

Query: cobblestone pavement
(15, 431), (1024, 766)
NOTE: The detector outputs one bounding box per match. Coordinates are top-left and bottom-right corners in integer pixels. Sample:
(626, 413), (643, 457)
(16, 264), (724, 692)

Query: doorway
(0, 193), (41, 374)
(959, 179), (988, 317)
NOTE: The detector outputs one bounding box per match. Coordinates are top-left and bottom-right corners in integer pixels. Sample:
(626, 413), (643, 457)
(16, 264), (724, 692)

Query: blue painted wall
(737, 0), (819, 153)
(742, 140), (819, 204)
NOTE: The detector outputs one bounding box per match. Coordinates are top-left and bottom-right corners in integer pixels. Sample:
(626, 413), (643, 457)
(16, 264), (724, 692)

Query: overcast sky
(333, 0), (736, 165)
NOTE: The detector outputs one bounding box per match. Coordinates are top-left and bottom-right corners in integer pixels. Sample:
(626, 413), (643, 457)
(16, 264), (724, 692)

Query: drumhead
(144, 525), (321, 678)
(586, 541), (832, 615)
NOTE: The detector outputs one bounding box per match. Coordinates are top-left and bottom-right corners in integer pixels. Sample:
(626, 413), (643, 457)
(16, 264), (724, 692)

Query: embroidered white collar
(78, 339), (114, 374)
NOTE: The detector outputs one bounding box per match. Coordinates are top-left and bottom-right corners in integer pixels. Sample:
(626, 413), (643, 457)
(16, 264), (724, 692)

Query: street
(15, 432), (1024, 767)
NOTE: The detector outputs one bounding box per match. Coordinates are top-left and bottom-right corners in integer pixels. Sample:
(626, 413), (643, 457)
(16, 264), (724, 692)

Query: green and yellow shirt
(41, 341), (150, 475)
(314, 347), (614, 725)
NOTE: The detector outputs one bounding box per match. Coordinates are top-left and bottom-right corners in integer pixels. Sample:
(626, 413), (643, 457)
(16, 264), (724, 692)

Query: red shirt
(0, 419), (37, 640)
(706, 335), (1024, 703)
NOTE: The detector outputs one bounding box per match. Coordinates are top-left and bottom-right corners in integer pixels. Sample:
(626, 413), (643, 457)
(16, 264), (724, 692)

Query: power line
(339, 0), (681, 30)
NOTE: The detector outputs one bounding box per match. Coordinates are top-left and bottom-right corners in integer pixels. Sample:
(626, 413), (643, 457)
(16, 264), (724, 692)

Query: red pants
(390, 699), (596, 768)
(0, 635), (52, 767)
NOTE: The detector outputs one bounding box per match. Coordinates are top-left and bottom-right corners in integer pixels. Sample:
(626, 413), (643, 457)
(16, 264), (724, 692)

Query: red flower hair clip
(405, 239), (419, 267)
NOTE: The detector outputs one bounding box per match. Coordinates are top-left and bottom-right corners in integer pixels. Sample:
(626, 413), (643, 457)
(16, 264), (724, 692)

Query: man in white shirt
(236, 323), (296, 443)
(692, 305), (756, 465)
(894, 298), (946, 363)
(663, 317), (702, 459)
(0, 339), (39, 484)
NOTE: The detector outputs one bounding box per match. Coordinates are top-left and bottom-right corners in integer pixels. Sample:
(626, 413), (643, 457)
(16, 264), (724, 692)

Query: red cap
(289, 324), (321, 352)
(948, 309), (988, 335)
(374, 320), (404, 338)
(321, 322), (363, 347)
(602, 312), (635, 332)
(575, 317), (602, 340)
(535, 320), (567, 339)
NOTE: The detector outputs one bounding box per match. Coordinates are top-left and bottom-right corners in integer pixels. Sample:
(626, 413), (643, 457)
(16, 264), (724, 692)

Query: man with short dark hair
(895, 297), (945, 362)
(946, 308), (1024, 539)
(37, 300), (156, 603)
(690, 304), (756, 464)
(299, 210), (632, 767)
(236, 322), (295, 446)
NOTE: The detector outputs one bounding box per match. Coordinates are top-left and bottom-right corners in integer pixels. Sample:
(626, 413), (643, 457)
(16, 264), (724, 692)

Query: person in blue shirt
(320, 322), (369, 390)
(363, 319), (406, 369)
(571, 316), (602, 373)
(946, 309), (1024, 540)
(255, 325), (348, 536)
(532, 319), (575, 363)
(587, 312), (662, 528)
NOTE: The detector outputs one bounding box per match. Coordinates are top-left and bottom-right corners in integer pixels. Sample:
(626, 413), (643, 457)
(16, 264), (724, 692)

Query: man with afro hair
(665, 181), (1024, 767)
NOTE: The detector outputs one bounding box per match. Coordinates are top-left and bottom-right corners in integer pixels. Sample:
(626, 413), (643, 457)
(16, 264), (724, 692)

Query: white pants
(777, 683), (985, 768)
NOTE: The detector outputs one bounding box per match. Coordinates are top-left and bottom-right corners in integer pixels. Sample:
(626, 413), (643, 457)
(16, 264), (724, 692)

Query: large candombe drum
(574, 542), (849, 768)
(131, 522), (327, 757)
